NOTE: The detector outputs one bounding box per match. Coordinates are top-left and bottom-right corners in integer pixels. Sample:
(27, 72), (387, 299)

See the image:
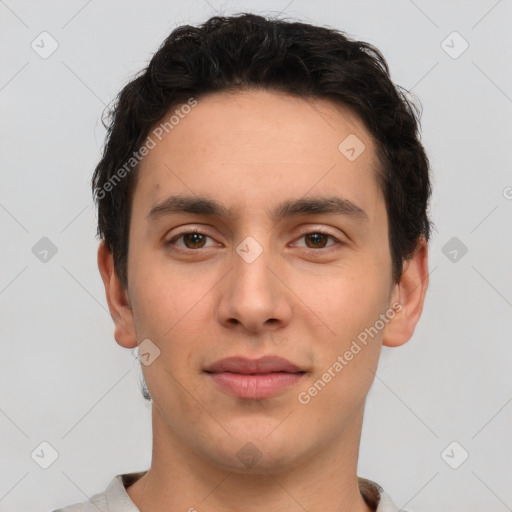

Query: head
(95, 14), (431, 473)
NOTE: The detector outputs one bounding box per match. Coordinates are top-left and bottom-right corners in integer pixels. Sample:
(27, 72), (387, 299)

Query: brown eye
(304, 232), (330, 248)
(167, 230), (219, 251)
(182, 233), (207, 249)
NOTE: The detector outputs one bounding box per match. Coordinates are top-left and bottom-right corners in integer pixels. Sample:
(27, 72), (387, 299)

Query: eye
(294, 231), (339, 249)
(168, 231), (218, 250)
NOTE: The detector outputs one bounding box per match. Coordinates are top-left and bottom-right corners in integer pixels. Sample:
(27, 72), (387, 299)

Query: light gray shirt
(53, 472), (404, 512)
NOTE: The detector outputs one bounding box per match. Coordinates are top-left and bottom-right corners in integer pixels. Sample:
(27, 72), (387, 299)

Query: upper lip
(204, 356), (305, 374)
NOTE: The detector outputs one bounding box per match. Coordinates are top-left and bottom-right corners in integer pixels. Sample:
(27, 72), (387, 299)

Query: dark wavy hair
(93, 13), (431, 289)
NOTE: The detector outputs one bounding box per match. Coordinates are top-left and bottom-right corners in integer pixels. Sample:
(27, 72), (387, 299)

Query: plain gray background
(1, 1), (511, 511)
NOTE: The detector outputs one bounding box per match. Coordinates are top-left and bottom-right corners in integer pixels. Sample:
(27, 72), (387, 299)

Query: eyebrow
(147, 195), (368, 222)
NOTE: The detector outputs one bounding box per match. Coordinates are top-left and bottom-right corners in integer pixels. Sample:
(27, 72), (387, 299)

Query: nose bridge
(235, 247), (274, 302)
(218, 237), (291, 332)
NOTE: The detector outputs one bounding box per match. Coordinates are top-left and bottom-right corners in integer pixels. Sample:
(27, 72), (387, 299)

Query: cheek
(129, 265), (217, 374)
(297, 277), (386, 413)
(294, 260), (390, 401)
(297, 257), (390, 333)
(130, 271), (208, 409)
(128, 249), (204, 336)
(130, 277), (171, 340)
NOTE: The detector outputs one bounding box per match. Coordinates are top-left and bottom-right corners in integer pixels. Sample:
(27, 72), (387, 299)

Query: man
(55, 12), (431, 512)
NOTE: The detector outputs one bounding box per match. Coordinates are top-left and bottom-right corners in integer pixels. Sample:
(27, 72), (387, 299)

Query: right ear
(97, 241), (137, 349)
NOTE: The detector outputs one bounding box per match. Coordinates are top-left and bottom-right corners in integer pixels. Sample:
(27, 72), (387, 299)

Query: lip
(205, 356), (304, 374)
(204, 356), (306, 399)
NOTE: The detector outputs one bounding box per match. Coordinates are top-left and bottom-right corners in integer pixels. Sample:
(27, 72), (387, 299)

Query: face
(119, 90), (405, 472)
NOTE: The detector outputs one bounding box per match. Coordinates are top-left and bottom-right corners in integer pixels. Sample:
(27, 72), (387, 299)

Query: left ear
(382, 238), (429, 347)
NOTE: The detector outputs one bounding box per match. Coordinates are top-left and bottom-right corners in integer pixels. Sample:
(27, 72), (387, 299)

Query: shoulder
(358, 477), (406, 512)
(51, 479), (113, 512)
(51, 472), (146, 512)
(51, 489), (109, 512)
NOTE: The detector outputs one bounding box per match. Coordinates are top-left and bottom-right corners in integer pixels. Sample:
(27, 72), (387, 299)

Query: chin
(201, 424), (309, 475)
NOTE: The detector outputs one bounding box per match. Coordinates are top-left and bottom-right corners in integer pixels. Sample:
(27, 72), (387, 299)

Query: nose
(217, 244), (293, 334)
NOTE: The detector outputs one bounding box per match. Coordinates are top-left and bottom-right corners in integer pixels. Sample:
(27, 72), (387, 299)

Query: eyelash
(166, 228), (342, 252)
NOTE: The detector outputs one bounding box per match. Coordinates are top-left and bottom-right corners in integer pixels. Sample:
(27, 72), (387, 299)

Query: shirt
(52, 472), (403, 512)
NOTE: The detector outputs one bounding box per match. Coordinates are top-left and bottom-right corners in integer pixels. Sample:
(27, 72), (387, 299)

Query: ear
(382, 238), (429, 347)
(97, 240), (138, 349)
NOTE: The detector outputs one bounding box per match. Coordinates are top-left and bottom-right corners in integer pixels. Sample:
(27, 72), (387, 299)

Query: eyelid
(293, 224), (346, 241)
(290, 229), (343, 249)
(166, 226), (222, 248)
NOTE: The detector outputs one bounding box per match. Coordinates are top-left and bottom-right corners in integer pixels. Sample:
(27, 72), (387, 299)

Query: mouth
(204, 356), (307, 400)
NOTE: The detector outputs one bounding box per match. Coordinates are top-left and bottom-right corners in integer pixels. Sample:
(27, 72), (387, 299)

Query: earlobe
(97, 241), (138, 349)
(382, 238), (429, 348)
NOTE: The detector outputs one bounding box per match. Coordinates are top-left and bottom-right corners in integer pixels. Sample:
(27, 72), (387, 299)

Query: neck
(127, 406), (374, 512)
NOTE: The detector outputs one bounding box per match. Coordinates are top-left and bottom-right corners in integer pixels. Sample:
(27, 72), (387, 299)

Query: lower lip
(207, 372), (305, 399)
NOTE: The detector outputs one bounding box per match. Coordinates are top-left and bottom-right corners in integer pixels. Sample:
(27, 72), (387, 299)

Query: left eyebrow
(271, 196), (368, 222)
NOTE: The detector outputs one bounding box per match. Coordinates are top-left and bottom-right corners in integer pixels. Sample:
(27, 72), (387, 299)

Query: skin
(98, 89), (429, 512)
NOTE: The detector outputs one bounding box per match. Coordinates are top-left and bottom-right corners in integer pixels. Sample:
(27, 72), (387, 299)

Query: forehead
(134, 89), (383, 223)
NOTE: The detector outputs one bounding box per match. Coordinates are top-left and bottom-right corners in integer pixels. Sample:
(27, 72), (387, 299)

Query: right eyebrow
(147, 195), (233, 220)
